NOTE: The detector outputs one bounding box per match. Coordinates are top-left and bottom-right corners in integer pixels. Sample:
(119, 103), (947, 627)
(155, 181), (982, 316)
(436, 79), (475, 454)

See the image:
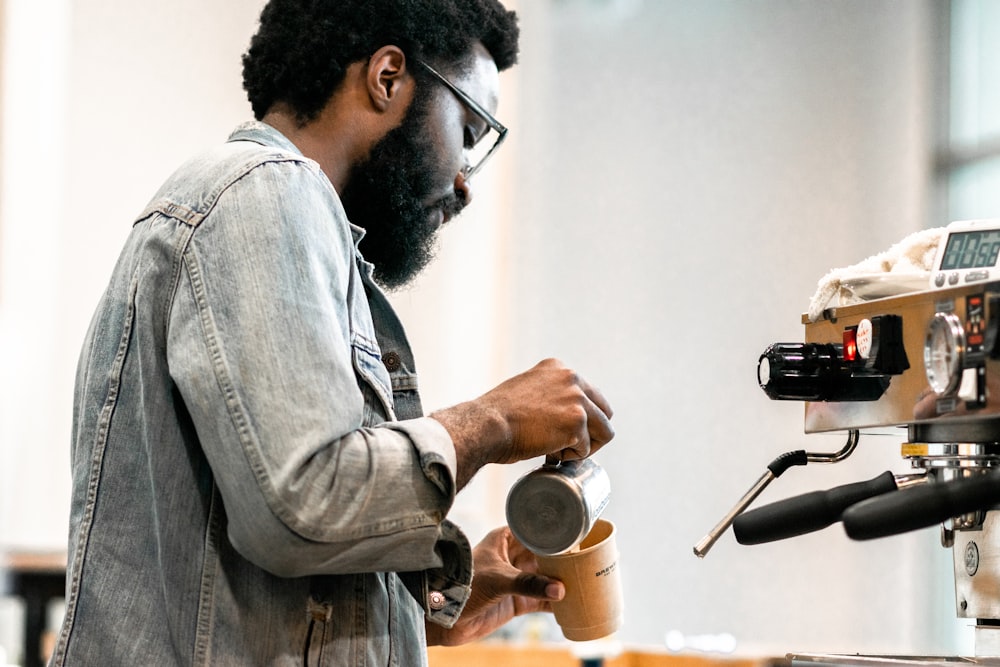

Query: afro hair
(242, 0), (519, 123)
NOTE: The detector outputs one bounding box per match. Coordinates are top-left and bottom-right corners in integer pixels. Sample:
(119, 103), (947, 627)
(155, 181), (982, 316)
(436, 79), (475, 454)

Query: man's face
(340, 82), (465, 290)
(340, 46), (502, 290)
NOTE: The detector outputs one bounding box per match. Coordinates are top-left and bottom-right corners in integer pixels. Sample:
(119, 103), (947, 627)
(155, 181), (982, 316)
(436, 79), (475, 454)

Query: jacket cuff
(384, 417), (457, 500)
(400, 520), (472, 627)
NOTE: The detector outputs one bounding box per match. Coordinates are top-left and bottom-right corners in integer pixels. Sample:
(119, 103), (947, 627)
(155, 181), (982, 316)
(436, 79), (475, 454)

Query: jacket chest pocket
(351, 332), (395, 425)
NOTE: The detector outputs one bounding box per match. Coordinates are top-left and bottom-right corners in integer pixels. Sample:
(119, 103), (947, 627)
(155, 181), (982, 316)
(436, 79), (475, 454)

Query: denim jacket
(50, 122), (472, 666)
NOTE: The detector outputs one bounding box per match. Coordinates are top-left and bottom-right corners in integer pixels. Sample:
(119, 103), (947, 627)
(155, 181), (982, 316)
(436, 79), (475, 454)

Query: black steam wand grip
(733, 471), (898, 545)
(843, 471), (1000, 540)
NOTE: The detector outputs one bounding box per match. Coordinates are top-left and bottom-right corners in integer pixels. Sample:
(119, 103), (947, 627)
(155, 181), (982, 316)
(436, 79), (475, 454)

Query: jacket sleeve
(165, 155), (465, 581)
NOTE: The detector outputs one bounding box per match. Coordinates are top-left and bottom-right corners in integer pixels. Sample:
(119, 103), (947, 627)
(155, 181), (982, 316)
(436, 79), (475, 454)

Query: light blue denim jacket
(50, 121), (473, 666)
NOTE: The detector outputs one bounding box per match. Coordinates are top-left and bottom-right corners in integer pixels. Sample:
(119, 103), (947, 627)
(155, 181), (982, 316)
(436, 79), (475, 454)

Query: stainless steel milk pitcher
(505, 457), (611, 555)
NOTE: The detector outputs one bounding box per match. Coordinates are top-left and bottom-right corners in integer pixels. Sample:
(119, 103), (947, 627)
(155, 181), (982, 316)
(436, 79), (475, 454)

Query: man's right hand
(430, 358), (615, 489)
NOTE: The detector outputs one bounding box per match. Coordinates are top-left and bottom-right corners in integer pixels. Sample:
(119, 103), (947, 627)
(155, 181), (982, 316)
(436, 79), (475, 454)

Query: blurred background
(3, 0), (1000, 663)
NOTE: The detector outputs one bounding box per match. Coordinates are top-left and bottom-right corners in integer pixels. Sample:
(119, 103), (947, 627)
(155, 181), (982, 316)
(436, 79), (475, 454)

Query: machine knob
(758, 342), (890, 402)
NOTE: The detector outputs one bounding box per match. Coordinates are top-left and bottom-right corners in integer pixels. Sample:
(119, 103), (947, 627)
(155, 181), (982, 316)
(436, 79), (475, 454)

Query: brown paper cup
(535, 519), (623, 641)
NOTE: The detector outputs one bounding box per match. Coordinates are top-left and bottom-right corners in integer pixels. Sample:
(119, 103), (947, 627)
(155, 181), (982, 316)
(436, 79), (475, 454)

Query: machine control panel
(765, 282), (1000, 432)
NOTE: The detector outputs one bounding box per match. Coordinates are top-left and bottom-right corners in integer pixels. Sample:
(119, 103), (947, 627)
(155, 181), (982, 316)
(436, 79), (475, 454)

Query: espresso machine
(695, 221), (1000, 665)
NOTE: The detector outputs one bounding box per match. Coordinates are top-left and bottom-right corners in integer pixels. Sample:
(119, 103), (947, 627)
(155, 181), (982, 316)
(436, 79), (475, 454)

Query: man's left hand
(425, 526), (564, 646)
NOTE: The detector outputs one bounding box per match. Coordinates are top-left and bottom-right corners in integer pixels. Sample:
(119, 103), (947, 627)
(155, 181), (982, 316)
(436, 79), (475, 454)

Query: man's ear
(366, 45), (410, 112)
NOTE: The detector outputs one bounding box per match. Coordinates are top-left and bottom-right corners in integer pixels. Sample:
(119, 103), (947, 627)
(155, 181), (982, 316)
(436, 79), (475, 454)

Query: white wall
(484, 0), (962, 657)
(0, 0), (973, 661)
(0, 0), (267, 658)
(0, 0), (267, 548)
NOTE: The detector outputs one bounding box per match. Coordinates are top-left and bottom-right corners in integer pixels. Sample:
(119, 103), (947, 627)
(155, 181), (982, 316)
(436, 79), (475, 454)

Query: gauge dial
(924, 312), (965, 396)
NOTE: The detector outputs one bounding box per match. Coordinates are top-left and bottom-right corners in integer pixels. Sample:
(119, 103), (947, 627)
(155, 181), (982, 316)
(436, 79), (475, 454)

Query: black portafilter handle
(843, 471), (1000, 541)
(733, 471), (898, 545)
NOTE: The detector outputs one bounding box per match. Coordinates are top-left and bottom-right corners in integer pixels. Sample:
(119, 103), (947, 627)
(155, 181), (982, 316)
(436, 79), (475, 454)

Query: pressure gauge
(924, 312), (966, 396)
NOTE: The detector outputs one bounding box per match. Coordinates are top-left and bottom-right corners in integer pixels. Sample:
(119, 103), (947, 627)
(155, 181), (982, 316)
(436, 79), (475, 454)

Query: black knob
(758, 342), (890, 402)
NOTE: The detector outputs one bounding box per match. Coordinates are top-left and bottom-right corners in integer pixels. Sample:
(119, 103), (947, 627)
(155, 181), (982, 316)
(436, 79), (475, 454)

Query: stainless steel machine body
(804, 282), (1000, 649)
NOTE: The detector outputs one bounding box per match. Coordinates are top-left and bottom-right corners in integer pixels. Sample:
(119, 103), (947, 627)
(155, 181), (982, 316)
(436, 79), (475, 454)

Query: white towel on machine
(806, 227), (945, 323)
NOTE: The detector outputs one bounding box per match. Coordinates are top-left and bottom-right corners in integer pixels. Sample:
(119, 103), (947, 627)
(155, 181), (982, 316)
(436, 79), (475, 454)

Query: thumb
(510, 572), (565, 602)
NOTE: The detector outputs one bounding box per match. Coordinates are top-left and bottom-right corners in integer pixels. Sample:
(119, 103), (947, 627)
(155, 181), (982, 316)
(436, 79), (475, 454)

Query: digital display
(939, 229), (1000, 270)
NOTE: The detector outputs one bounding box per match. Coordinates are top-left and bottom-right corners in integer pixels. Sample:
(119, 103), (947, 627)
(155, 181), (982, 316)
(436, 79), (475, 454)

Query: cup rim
(540, 518), (615, 559)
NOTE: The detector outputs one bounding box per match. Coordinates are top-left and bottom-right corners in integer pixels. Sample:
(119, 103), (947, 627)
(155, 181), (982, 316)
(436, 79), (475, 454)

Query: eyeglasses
(413, 58), (508, 179)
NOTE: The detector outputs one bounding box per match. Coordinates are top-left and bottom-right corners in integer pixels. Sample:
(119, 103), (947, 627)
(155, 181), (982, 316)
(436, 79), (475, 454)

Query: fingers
(510, 572), (565, 602)
(581, 376), (614, 421)
(542, 361), (615, 462)
(475, 529), (564, 602)
(585, 395), (615, 453)
(551, 391), (615, 462)
(503, 532), (564, 601)
(579, 373), (614, 451)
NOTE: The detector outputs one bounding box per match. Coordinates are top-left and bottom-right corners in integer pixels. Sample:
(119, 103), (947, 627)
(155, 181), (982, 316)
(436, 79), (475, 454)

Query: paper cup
(535, 519), (623, 641)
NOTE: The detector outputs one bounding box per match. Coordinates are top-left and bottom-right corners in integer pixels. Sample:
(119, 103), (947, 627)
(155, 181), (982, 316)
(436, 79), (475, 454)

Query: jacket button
(428, 591), (447, 611)
(382, 351), (401, 372)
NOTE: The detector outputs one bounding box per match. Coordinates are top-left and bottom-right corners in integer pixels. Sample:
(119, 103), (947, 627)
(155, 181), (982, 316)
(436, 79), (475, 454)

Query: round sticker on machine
(856, 319), (873, 359)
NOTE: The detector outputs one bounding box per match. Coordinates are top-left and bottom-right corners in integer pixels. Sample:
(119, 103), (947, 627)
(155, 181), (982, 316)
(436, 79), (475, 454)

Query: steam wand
(692, 429), (859, 558)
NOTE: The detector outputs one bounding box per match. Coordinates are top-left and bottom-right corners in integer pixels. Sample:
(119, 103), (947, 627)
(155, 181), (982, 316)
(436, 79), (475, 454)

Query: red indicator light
(843, 329), (858, 361)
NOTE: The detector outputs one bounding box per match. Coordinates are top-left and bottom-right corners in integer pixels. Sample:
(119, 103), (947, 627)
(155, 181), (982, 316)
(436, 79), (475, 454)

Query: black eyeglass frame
(413, 58), (508, 179)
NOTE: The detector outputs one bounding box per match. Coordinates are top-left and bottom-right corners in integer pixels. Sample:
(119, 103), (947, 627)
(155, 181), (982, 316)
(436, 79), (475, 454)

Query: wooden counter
(429, 643), (777, 667)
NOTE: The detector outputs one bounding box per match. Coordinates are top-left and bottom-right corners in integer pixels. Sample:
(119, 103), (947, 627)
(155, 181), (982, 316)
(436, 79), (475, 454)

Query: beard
(339, 87), (466, 290)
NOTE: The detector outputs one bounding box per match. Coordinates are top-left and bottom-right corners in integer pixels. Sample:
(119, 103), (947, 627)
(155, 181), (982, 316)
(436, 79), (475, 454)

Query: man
(50, 0), (615, 665)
